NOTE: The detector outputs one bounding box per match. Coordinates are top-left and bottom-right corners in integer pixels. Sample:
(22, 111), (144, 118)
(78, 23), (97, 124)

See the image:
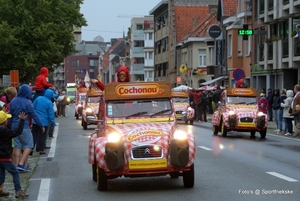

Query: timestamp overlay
(238, 189), (294, 196)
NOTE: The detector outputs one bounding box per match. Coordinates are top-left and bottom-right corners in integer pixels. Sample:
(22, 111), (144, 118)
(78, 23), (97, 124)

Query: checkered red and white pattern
(88, 122), (196, 169)
(173, 103), (195, 119)
(211, 105), (268, 127)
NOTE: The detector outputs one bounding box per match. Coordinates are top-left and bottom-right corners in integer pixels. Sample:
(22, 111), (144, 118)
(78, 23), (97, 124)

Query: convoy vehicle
(74, 88), (88, 119)
(212, 87), (268, 139)
(171, 91), (194, 125)
(88, 81), (195, 191)
(66, 83), (77, 104)
(81, 88), (102, 130)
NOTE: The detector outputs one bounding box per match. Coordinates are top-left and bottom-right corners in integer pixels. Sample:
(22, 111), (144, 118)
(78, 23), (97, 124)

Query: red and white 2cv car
(88, 81), (196, 191)
(212, 88), (268, 139)
(171, 91), (195, 125)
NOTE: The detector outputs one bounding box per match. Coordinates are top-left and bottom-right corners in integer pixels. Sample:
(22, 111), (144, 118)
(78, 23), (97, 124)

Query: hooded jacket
(266, 88), (273, 106)
(95, 65), (130, 90)
(272, 89), (281, 110)
(32, 89), (56, 127)
(34, 67), (52, 90)
(9, 84), (43, 129)
(281, 90), (294, 118)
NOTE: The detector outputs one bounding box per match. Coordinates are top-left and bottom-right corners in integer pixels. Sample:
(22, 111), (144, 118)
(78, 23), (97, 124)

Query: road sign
(232, 68), (245, 81)
(208, 25), (222, 39)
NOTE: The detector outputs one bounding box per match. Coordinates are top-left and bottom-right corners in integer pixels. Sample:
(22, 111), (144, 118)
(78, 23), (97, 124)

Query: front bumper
(86, 115), (97, 124)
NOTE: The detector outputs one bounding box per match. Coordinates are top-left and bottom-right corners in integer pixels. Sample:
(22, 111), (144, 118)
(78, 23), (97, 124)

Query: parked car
(88, 81), (196, 191)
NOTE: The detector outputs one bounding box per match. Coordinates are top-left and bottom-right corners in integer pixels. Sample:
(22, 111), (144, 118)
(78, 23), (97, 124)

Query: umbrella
(0, 101), (5, 107)
(171, 85), (192, 92)
(198, 86), (225, 91)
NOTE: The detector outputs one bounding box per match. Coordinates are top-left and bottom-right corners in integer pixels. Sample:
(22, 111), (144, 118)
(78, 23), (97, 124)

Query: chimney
(192, 17), (199, 29)
(209, 5), (218, 14)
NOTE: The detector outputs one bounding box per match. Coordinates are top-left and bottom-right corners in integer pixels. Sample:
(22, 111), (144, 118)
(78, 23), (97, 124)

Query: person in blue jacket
(9, 84), (45, 172)
(32, 89), (56, 155)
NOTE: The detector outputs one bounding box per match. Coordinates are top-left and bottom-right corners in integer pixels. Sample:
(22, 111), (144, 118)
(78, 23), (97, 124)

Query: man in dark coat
(266, 88), (274, 121)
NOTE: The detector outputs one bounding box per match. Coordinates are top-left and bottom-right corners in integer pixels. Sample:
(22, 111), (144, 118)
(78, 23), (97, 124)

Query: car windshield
(106, 98), (172, 118)
(88, 97), (100, 103)
(79, 95), (86, 101)
(172, 97), (187, 103)
(67, 91), (76, 96)
(226, 96), (257, 104)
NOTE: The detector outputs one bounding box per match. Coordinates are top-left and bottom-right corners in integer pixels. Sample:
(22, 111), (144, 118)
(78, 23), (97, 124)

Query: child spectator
(0, 111), (29, 199)
(33, 67), (52, 101)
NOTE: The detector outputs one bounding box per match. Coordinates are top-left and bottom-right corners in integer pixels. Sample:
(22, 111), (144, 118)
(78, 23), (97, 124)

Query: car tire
(185, 120), (188, 124)
(82, 119), (87, 130)
(260, 128), (267, 139)
(75, 113), (79, 120)
(250, 131), (256, 139)
(221, 122), (227, 137)
(97, 167), (108, 191)
(213, 125), (219, 135)
(92, 157), (97, 182)
(183, 164), (194, 188)
(189, 120), (193, 125)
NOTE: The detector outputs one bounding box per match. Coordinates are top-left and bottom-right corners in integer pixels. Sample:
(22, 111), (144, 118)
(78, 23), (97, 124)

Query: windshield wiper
(125, 111), (148, 119)
(150, 109), (172, 118)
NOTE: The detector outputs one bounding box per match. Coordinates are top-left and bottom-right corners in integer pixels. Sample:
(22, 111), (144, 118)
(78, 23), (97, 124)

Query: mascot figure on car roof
(236, 78), (248, 88)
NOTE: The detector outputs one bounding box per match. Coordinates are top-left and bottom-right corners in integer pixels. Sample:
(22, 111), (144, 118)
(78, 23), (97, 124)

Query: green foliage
(0, 0), (87, 83)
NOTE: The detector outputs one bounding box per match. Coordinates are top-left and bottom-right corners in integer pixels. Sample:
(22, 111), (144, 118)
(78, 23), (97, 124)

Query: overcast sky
(80, 0), (161, 42)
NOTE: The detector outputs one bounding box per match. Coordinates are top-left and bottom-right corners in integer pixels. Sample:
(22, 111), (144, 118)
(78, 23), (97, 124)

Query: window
(208, 47), (214, 65)
(89, 59), (98, 67)
(149, 52), (153, 59)
(136, 24), (143, 30)
(198, 49), (206, 67)
(228, 34), (232, 57)
(71, 60), (79, 67)
(149, 33), (153, 40)
(144, 52), (148, 59)
(238, 35), (243, 56)
(246, 37), (251, 56)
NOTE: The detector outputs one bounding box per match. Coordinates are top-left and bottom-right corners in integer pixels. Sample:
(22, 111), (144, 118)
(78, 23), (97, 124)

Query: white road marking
(48, 123), (58, 158)
(198, 146), (212, 151)
(266, 172), (298, 182)
(37, 178), (50, 201)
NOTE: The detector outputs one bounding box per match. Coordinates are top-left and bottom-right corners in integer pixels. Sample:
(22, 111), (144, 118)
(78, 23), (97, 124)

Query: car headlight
(228, 110), (235, 115)
(67, 97), (70, 102)
(187, 107), (193, 111)
(107, 132), (121, 143)
(86, 107), (93, 113)
(174, 130), (187, 140)
(257, 112), (264, 116)
(78, 104), (82, 107)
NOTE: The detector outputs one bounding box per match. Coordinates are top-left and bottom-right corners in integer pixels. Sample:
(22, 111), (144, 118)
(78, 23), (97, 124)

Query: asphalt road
(17, 105), (300, 201)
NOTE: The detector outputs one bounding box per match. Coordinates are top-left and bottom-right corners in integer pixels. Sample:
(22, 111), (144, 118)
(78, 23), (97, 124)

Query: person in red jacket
(90, 65), (130, 90)
(33, 67), (52, 101)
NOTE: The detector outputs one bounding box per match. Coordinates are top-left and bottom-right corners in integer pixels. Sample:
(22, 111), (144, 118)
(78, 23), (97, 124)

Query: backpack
(200, 95), (209, 106)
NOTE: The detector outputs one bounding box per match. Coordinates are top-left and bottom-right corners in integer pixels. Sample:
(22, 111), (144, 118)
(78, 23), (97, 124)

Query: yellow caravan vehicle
(171, 91), (195, 125)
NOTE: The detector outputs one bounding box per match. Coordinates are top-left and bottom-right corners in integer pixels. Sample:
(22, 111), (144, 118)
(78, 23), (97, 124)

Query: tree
(0, 0), (87, 83)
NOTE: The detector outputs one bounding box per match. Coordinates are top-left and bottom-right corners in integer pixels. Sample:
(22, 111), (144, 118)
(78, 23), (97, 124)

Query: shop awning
(199, 76), (228, 86)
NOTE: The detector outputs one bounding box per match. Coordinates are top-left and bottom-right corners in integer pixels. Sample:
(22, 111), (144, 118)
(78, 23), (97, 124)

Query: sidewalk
(2, 152), (40, 200)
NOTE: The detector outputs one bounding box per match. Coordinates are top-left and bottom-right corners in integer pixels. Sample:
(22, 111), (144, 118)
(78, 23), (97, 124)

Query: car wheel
(260, 128), (267, 139)
(185, 120), (188, 124)
(82, 119), (87, 130)
(221, 122), (227, 137)
(250, 131), (256, 139)
(189, 120), (193, 125)
(183, 164), (194, 188)
(97, 166), (108, 191)
(75, 113), (79, 120)
(213, 125), (219, 135)
(92, 157), (97, 182)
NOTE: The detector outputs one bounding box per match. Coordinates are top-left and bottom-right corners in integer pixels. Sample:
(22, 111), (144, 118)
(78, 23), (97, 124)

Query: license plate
(176, 114), (181, 117)
(129, 158), (167, 170)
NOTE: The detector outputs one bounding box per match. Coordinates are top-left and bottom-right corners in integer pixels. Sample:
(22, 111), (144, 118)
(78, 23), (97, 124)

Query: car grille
(176, 111), (183, 114)
(131, 145), (163, 159)
(240, 117), (254, 122)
